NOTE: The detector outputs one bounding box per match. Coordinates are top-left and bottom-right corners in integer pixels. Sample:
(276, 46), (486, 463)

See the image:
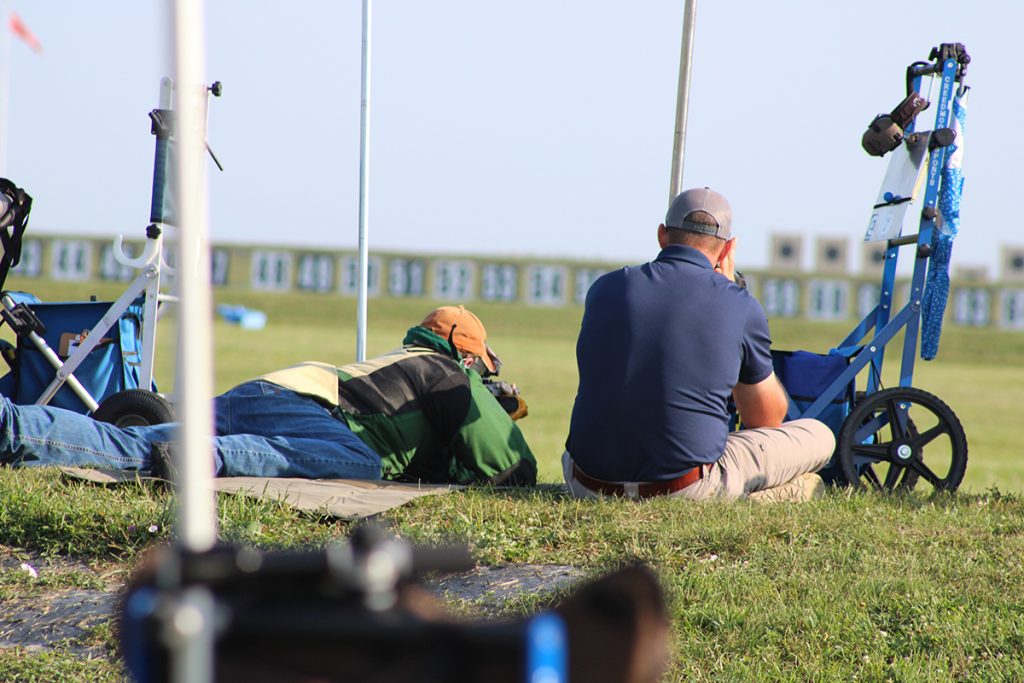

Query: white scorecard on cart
(864, 132), (931, 243)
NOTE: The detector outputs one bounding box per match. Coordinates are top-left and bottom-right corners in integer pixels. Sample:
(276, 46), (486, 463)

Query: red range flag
(9, 12), (42, 54)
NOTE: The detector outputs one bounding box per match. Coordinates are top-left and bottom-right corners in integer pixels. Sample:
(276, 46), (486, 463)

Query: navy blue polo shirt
(566, 244), (774, 482)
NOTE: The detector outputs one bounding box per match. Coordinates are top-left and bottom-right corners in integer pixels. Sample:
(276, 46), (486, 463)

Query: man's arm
(450, 375), (537, 485)
(732, 371), (789, 429)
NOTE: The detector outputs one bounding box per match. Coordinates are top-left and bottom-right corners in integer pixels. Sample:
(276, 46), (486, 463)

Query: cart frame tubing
(25, 78), (187, 411)
(791, 55), (962, 423)
(138, 77), (177, 392)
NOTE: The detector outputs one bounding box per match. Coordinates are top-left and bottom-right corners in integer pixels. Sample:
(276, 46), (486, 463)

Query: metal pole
(170, 0), (217, 680)
(356, 0), (372, 361)
(171, 0), (217, 561)
(668, 0), (697, 202)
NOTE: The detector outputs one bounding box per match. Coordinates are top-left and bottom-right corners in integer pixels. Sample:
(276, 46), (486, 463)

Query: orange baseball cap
(420, 305), (500, 374)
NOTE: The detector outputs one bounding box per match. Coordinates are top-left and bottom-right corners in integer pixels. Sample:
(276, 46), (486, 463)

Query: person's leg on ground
(210, 380), (381, 479)
(1, 383), (381, 479)
(716, 418), (835, 499)
(210, 433), (381, 479)
(0, 396), (173, 470)
(563, 421), (832, 502)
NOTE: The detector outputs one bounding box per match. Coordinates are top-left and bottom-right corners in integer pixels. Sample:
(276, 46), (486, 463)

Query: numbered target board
(999, 290), (1024, 330)
(760, 277), (801, 318)
(296, 253), (335, 293)
(388, 258), (426, 298)
(480, 263), (519, 302)
(250, 251), (293, 291)
(338, 255), (381, 297)
(525, 265), (568, 306)
(432, 260), (475, 300)
(50, 240), (92, 281)
(7, 234), (1024, 332)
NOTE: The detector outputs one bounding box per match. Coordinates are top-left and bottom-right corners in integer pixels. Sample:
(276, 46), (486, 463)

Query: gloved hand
(483, 379), (529, 421)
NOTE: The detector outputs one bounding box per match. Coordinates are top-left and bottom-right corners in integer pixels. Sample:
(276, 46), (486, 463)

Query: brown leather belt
(571, 462), (705, 499)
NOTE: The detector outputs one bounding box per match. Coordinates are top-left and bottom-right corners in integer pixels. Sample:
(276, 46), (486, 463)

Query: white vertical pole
(170, 0), (216, 680)
(171, 0), (216, 559)
(668, 0), (697, 202)
(356, 0), (372, 362)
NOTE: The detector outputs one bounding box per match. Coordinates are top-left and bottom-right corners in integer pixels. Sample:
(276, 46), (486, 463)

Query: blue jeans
(0, 381), (382, 479)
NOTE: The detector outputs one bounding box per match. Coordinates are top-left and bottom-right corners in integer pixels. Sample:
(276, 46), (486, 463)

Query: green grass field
(99, 279), (1023, 493)
(11, 278), (1017, 490)
(2, 279), (1024, 681)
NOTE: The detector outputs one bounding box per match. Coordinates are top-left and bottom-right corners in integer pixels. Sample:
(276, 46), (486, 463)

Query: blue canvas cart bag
(0, 297), (150, 414)
(771, 349), (854, 483)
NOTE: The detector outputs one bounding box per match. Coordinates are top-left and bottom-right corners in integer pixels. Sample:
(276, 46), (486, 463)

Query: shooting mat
(58, 467), (459, 519)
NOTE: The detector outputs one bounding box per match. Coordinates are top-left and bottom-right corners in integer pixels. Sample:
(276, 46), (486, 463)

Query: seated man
(563, 187), (834, 502)
(0, 305), (537, 486)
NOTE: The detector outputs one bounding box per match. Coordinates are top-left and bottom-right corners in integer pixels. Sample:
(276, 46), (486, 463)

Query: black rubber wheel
(836, 387), (967, 492)
(92, 389), (176, 428)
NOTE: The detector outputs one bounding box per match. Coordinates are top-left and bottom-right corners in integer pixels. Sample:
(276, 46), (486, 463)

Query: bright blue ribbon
(921, 90), (967, 360)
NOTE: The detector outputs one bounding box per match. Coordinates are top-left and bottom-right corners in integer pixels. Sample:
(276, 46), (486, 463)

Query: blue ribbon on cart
(921, 88), (968, 361)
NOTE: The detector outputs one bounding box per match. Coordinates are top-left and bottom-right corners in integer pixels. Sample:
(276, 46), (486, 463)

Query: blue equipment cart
(778, 43), (971, 493)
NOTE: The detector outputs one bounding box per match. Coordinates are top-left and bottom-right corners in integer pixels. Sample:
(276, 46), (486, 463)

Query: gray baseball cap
(664, 187), (732, 240)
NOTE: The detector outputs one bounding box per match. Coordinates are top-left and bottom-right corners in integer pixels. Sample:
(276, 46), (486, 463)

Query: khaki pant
(563, 418), (835, 501)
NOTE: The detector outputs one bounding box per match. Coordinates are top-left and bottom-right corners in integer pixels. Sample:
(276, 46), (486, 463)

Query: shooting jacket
(259, 326), (537, 486)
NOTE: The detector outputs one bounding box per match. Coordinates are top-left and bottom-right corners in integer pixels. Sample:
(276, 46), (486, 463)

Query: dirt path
(1, 545), (583, 658)
(0, 547), (122, 655)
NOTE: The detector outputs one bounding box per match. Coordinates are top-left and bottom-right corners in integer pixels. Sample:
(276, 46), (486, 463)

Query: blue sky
(3, 2), (1017, 273)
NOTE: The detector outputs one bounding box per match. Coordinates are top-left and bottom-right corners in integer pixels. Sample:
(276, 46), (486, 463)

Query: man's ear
(657, 224), (669, 249)
(717, 237), (736, 264)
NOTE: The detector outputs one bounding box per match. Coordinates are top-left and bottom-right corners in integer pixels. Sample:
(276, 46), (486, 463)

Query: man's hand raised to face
(714, 236), (738, 283)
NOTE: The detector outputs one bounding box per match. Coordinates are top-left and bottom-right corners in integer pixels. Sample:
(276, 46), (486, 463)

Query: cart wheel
(836, 387), (967, 492)
(92, 389), (176, 428)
